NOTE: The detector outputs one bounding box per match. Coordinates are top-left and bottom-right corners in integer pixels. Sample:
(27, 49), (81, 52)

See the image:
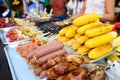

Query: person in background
(65, 0), (115, 22)
(44, 0), (50, 14)
(73, 0), (84, 16)
(50, 0), (68, 20)
(26, 0), (44, 18)
(27, 1), (44, 13)
(0, 0), (11, 18)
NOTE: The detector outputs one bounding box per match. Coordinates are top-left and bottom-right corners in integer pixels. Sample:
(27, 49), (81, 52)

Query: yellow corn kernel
(65, 29), (76, 38)
(74, 34), (81, 39)
(59, 27), (69, 36)
(77, 21), (103, 35)
(76, 35), (89, 44)
(88, 44), (113, 59)
(85, 24), (112, 37)
(85, 32), (117, 48)
(77, 45), (90, 55)
(58, 36), (70, 42)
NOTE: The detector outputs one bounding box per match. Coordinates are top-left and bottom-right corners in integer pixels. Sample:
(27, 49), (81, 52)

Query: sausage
(37, 49), (66, 65)
(30, 57), (37, 64)
(42, 63), (50, 70)
(26, 49), (37, 59)
(34, 67), (43, 76)
(35, 41), (64, 58)
(40, 70), (48, 78)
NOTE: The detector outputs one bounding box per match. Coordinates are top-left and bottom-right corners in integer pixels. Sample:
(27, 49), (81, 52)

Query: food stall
(0, 12), (120, 80)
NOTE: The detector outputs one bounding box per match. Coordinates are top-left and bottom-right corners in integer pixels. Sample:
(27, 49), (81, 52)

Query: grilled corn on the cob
(85, 24), (112, 37)
(75, 35), (89, 44)
(67, 38), (76, 46)
(65, 29), (76, 38)
(74, 34), (81, 39)
(77, 21), (103, 35)
(77, 45), (90, 55)
(88, 44), (113, 59)
(59, 27), (69, 36)
(58, 36), (70, 42)
(73, 13), (99, 27)
(72, 43), (82, 50)
(85, 32), (117, 48)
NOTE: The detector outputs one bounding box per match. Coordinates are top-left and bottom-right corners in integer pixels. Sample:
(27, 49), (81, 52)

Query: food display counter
(0, 13), (120, 80)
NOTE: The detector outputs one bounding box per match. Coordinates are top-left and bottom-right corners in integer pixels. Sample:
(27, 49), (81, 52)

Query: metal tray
(0, 26), (18, 31)
(0, 27), (31, 44)
(4, 41), (110, 80)
(4, 41), (47, 80)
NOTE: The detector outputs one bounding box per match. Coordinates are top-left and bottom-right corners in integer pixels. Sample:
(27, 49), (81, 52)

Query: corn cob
(67, 38), (76, 46)
(85, 24), (112, 37)
(72, 43), (82, 50)
(73, 13), (99, 27)
(77, 45), (90, 55)
(77, 21), (103, 35)
(65, 29), (76, 38)
(88, 44), (113, 59)
(59, 27), (69, 36)
(107, 53), (119, 62)
(85, 32), (117, 48)
(75, 35), (89, 44)
(58, 36), (70, 42)
(116, 46), (120, 52)
(74, 34), (81, 39)
(110, 36), (120, 47)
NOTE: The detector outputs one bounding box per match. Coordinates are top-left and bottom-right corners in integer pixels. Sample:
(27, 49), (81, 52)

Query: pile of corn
(56, 13), (118, 60)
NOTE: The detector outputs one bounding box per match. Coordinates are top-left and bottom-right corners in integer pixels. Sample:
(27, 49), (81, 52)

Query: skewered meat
(66, 67), (88, 80)
(47, 56), (66, 67)
(56, 75), (67, 80)
(65, 54), (90, 65)
(88, 67), (105, 80)
(47, 62), (78, 79)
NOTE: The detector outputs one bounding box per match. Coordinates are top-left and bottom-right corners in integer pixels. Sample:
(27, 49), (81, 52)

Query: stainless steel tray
(0, 27), (31, 44)
(4, 42), (47, 80)
(0, 26), (18, 31)
(4, 41), (110, 80)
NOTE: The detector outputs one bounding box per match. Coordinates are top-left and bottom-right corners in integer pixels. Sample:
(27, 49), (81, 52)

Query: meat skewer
(47, 62), (78, 79)
(66, 67), (88, 80)
(88, 67), (105, 80)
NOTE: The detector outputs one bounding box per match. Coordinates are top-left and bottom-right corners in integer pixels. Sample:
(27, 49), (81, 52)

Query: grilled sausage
(37, 49), (66, 65)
